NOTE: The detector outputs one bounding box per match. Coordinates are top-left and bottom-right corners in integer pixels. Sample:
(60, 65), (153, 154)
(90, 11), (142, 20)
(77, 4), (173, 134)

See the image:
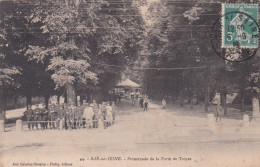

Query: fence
(15, 119), (113, 132)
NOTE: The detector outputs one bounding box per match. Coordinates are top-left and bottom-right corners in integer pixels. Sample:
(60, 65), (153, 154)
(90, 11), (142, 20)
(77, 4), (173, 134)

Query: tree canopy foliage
(0, 0), (259, 115)
(0, 0), (146, 108)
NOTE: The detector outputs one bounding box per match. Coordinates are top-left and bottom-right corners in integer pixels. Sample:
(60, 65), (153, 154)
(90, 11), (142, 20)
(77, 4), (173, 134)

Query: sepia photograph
(0, 0), (260, 167)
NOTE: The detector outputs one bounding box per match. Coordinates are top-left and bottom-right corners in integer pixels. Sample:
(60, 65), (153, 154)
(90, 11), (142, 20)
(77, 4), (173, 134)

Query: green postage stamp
(222, 4), (259, 48)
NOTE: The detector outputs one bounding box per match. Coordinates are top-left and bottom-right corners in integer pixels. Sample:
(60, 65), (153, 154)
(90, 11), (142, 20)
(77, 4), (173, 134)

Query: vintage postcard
(0, 0), (260, 167)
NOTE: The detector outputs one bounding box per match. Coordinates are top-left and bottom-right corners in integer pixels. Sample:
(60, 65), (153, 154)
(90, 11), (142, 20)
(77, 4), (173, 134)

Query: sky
(140, 0), (160, 25)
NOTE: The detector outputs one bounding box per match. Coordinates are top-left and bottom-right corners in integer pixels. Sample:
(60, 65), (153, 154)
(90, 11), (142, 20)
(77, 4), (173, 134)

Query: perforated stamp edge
(221, 3), (259, 49)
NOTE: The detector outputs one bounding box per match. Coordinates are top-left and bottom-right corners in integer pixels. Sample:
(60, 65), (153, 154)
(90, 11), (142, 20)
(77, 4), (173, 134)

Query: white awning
(116, 79), (141, 88)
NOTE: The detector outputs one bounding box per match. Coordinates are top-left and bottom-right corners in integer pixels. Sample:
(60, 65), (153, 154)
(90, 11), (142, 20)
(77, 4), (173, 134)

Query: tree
(0, 22), (20, 118)
(0, 1), (54, 107)
(138, 0), (260, 116)
(26, 0), (145, 105)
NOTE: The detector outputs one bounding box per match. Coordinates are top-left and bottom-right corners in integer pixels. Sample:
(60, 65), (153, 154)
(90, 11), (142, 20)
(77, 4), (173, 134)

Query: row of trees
(0, 0), (259, 117)
(132, 0), (260, 115)
(0, 0), (145, 115)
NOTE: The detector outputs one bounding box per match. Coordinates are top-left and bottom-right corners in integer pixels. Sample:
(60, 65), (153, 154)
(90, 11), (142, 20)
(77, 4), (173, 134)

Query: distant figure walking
(139, 96), (144, 108)
(131, 92), (135, 106)
(162, 98), (166, 109)
(143, 97), (148, 111)
(215, 102), (224, 122)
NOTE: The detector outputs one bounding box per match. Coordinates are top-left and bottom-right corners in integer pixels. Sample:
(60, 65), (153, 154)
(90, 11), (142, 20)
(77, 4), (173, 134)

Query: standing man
(100, 102), (107, 126)
(24, 105), (34, 130)
(92, 103), (99, 128)
(81, 100), (88, 128)
(97, 103), (104, 129)
(144, 97), (148, 111)
(117, 94), (121, 103)
(40, 103), (49, 130)
(66, 105), (75, 130)
(64, 105), (70, 129)
(113, 94), (117, 105)
(111, 102), (117, 124)
(83, 103), (94, 128)
(71, 105), (76, 129)
(49, 104), (57, 129)
(63, 104), (69, 129)
(105, 103), (113, 127)
(131, 92), (135, 106)
(135, 93), (139, 106)
(33, 104), (41, 130)
(57, 104), (65, 130)
(139, 95), (144, 108)
(75, 103), (83, 129)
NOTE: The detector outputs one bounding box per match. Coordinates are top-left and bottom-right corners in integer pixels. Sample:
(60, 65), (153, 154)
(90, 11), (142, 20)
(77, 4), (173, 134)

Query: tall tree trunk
(14, 96), (18, 107)
(75, 91), (78, 106)
(66, 83), (76, 106)
(80, 95), (85, 105)
(190, 87), (194, 109)
(204, 85), (209, 112)
(240, 88), (245, 112)
(44, 95), (49, 109)
(64, 91), (68, 104)
(195, 87), (199, 105)
(204, 69), (210, 112)
(86, 93), (89, 102)
(57, 95), (60, 105)
(252, 97), (260, 117)
(26, 94), (32, 108)
(180, 89), (184, 107)
(220, 89), (227, 116)
(0, 89), (5, 120)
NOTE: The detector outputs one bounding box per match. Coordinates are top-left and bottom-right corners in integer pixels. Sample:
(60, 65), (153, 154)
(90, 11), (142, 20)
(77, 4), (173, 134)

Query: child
(162, 98), (166, 109)
(216, 102), (224, 122)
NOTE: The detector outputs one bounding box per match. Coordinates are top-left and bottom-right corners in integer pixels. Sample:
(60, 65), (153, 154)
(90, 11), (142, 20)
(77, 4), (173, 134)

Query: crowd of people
(23, 100), (118, 130)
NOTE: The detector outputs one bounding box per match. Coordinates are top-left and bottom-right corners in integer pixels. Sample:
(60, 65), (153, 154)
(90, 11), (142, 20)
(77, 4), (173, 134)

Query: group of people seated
(23, 100), (118, 130)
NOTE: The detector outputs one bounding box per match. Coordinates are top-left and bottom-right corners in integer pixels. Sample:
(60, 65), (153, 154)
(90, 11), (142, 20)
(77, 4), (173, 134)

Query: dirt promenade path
(1, 100), (260, 167)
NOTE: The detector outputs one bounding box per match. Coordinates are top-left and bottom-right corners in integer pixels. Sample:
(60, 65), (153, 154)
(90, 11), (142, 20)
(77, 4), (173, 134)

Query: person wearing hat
(62, 104), (68, 129)
(82, 102), (88, 128)
(139, 95), (144, 108)
(40, 103), (48, 129)
(83, 103), (94, 128)
(56, 104), (65, 130)
(66, 105), (75, 130)
(96, 103), (104, 129)
(105, 103), (113, 127)
(71, 105), (77, 129)
(24, 105), (34, 130)
(143, 96), (149, 111)
(100, 102), (107, 126)
(100, 102), (106, 117)
(49, 103), (58, 129)
(130, 92), (135, 106)
(75, 103), (84, 129)
(92, 103), (99, 128)
(33, 104), (41, 130)
(64, 104), (70, 129)
(111, 102), (117, 124)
